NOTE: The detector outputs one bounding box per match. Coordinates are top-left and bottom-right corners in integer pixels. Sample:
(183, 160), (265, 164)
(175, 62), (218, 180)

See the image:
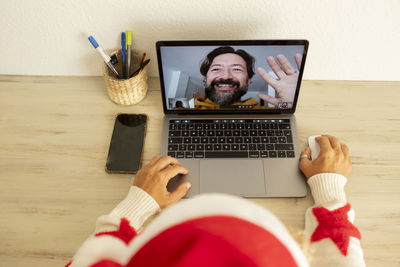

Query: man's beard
(205, 79), (248, 106)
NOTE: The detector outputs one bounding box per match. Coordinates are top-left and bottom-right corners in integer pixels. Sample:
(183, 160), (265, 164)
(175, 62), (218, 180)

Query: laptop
(156, 40), (309, 197)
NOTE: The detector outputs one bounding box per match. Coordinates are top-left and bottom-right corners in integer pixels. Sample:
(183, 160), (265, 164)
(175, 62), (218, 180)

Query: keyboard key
(201, 137), (208, 143)
(169, 131), (181, 137)
(168, 145), (178, 151)
(284, 130), (292, 136)
(278, 137), (286, 143)
(183, 137), (191, 143)
(278, 151), (286, 158)
(179, 144), (187, 151)
(196, 144), (204, 150)
(176, 152), (184, 158)
(275, 144), (294, 150)
(249, 151), (259, 158)
(223, 144), (231, 150)
(227, 137), (234, 143)
(188, 144), (195, 150)
(168, 137), (183, 144)
(279, 124), (291, 129)
(258, 144), (266, 150)
(214, 144), (222, 150)
(287, 151), (295, 158)
(205, 144), (213, 150)
(210, 137), (217, 143)
(218, 137), (226, 143)
(260, 151), (268, 158)
(252, 137), (260, 143)
(249, 144), (257, 150)
(205, 152), (248, 158)
(168, 152), (176, 157)
(270, 137), (278, 143)
(192, 137), (200, 143)
(266, 144), (274, 150)
(185, 152), (193, 158)
(194, 152), (204, 158)
(240, 144), (248, 150)
(232, 144), (239, 150)
(235, 137), (243, 143)
(269, 151), (277, 158)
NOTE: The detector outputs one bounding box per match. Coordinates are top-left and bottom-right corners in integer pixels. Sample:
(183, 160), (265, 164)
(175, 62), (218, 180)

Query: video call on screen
(160, 44), (305, 111)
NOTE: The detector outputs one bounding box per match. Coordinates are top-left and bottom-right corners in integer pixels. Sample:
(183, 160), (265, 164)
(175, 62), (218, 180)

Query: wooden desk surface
(0, 75), (399, 266)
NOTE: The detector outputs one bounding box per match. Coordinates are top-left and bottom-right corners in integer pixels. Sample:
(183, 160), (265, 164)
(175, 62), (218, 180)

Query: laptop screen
(156, 40), (308, 114)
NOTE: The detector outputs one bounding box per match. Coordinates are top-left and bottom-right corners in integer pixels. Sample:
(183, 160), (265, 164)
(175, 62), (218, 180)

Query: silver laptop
(156, 40), (309, 197)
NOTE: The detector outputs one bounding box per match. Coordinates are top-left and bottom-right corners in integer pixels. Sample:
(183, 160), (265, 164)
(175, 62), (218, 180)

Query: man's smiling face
(205, 53), (251, 106)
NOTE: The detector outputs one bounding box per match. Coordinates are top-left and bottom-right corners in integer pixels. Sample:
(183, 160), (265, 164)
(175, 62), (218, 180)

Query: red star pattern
(311, 203), (361, 256)
(95, 218), (137, 245)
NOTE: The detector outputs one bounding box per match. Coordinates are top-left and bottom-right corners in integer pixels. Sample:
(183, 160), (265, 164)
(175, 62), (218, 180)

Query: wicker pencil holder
(103, 50), (148, 105)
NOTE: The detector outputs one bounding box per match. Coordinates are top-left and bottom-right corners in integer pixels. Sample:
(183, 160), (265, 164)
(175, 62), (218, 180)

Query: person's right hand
(257, 54), (302, 106)
(299, 135), (352, 179)
(133, 155), (191, 208)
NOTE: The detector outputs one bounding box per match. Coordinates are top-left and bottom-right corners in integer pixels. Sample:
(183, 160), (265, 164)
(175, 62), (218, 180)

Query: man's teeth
(218, 84), (234, 87)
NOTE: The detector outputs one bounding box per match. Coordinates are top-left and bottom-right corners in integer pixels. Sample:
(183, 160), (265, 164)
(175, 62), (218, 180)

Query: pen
(130, 59), (150, 78)
(126, 31), (132, 78)
(88, 35), (121, 79)
(121, 32), (127, 78)
(139, 52), (146, 65)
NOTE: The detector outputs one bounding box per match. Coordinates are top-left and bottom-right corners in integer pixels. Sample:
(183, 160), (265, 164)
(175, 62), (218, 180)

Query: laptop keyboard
(167, 119), (295, 159)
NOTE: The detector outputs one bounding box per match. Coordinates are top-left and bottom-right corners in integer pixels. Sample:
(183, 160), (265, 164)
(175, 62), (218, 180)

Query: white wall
(0, 0), (399, 81)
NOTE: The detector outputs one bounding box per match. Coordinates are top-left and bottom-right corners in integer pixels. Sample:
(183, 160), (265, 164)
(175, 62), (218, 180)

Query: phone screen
(106, 114), (147, 173)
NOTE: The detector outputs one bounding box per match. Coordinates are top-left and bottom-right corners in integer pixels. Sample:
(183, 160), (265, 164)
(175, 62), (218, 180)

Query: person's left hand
(257, 53), (302, 106)
(133, 155), (191, 208)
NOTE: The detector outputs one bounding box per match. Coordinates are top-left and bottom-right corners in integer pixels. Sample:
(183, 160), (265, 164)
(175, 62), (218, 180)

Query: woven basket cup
(103, 50), (148, 105)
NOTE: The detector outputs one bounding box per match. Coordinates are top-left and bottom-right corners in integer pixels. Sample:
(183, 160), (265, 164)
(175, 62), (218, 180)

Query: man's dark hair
(200, 46), (255, 79)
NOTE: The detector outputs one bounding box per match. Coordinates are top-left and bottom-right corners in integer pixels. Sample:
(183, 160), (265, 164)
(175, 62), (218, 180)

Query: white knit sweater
(68, 173), (365, 267)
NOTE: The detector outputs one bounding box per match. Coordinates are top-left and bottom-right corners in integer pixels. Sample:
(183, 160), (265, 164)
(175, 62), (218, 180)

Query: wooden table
(0, 75), (399, 266)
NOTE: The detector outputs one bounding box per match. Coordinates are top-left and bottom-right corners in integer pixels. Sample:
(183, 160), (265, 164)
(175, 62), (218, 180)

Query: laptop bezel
(156, 40), (309, 115)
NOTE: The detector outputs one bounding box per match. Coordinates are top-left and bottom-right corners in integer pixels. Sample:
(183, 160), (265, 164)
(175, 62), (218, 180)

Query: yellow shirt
(194, 98), (259, 110)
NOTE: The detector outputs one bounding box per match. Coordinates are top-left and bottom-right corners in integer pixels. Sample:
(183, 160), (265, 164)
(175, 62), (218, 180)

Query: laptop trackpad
(200, 160), (266, 196)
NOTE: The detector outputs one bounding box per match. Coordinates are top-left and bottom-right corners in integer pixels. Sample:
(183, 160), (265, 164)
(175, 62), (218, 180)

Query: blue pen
(88, 35), (121, 79)
(121, 32), (127, 78)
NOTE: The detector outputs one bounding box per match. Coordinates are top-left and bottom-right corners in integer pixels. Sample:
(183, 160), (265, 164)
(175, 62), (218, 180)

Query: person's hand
(299, 135), (352, 179)
(133, 155), (191, 208)
(257, 53), (302, 106)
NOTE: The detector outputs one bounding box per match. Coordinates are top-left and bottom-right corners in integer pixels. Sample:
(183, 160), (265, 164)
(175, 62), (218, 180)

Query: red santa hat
(123, 194), (308, 267)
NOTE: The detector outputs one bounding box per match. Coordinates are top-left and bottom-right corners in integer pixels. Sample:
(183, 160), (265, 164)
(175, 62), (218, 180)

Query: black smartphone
(106, 114), (147, 173)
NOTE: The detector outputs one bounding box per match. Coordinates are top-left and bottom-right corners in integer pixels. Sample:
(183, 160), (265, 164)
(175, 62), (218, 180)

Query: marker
(126, 31), (132, 78)
(130, 59), (150, 78)
(121, 32), (127, 78)
(88, 35), (121, 79)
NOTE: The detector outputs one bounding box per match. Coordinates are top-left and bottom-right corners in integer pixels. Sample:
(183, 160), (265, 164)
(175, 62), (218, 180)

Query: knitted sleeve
(305, 173), (365, 267)
(66, 186), (160, 267)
